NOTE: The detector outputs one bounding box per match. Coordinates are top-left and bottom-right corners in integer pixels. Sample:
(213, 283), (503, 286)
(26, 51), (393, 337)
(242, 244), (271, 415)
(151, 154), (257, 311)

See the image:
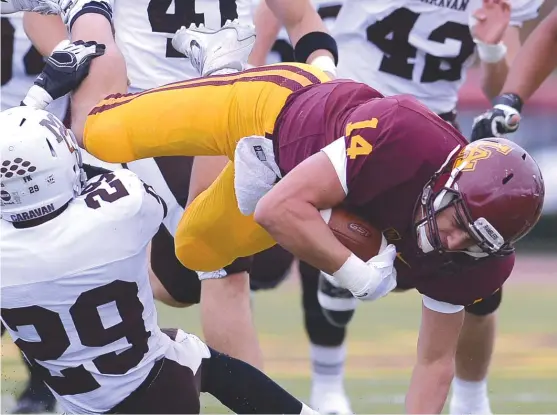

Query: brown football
(325, 206), (384, 262)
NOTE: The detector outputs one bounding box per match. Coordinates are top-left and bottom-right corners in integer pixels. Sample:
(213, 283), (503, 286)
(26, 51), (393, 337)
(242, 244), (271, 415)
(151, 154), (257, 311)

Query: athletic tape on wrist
(474, 40), (507, 64)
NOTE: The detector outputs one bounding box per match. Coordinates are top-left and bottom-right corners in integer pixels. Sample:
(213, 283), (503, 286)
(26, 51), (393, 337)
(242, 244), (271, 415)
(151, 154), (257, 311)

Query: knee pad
(465, 288), (502, 316)
(250, 246), (294, 291)
(300, 262), (346, 346)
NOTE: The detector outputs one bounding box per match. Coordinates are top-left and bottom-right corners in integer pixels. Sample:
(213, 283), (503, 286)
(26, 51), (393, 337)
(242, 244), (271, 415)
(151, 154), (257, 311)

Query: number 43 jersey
(114, 0), (253, 89)
(333, 0), (542, 114)
(0, 170), (174, 413)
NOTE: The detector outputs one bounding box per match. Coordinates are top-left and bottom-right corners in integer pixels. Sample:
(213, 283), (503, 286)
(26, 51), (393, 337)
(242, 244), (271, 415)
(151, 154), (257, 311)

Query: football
(321, 207), (385, 261)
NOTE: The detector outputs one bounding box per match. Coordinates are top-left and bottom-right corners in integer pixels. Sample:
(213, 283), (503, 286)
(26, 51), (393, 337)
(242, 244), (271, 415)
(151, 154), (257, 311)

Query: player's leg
(450, 290), (502, 415)
(148, 236), (198, 308)
(10, 356), (56, 414)
(249, 245), (294, 291)
(176, 161), (275, 272)
(183, 160), (273, 368)
(299, 262), (352, 414)
(201, 347), (317, 414)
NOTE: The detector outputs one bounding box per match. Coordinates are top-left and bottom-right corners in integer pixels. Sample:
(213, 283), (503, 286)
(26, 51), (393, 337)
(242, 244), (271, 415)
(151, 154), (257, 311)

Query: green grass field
(2, 257), (557, 413)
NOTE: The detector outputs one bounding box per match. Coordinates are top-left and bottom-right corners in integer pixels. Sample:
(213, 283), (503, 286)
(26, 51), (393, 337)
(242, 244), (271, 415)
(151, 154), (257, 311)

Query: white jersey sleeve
(82, 168), (166, 242)
(509, 0), (543, 26)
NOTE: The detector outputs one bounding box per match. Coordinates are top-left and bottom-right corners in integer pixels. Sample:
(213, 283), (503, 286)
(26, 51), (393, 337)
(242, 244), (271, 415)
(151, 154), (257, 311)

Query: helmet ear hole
(502, 173), (514, 185)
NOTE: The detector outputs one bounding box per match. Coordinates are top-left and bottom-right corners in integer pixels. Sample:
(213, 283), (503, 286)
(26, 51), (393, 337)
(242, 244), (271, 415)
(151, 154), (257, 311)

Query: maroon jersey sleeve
(416, 254), (515, 306)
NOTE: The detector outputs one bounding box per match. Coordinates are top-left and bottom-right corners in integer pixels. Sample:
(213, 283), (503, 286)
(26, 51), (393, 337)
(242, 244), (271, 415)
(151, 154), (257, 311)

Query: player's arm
(22, 13), (68, 56)
(478, 26), (521, 100)
(248, 0), (282, 67)
(501, 8), (557, 104)
(64, 2), (128, 144)
(469, 0), (521, 100)
(255, 152), (348, 274)
(255, 151), (396, 301)
(405, 301), (465, 413)
(471, 4), (554, 141)
(265, 0), (338, 77)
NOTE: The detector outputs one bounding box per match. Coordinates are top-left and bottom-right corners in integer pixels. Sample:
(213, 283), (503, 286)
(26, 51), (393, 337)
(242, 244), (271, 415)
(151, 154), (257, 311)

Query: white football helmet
(1, 106), (85, 222)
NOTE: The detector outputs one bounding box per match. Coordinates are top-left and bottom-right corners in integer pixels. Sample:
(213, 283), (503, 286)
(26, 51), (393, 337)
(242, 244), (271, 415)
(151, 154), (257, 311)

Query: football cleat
(1, 0), (62, 14)
(317, 272), (357, 328)
(172, 20), (255, 76)
(310, 388), (353, 415)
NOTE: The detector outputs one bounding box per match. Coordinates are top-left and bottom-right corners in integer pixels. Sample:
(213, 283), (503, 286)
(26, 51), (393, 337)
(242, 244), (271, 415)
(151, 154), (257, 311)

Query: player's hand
(36, 40), (106, 100)
(470, 0), (511, 45)
(470, 93), (523, 141)
(351, 244), (398, 302)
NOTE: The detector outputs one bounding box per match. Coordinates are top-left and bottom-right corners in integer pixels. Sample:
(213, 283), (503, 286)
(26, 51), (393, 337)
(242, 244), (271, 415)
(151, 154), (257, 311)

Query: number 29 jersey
(333, 0), (542, 114)
(0, 170), (172, 413)
(114, 0), (253, 90)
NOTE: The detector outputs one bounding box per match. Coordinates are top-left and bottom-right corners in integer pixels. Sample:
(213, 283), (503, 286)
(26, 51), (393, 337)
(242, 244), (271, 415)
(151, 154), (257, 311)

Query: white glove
(329, 241), (398, 302)
(352, 244), (398, 301)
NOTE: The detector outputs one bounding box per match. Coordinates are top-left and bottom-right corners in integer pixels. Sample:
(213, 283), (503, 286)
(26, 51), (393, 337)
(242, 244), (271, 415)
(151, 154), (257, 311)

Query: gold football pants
(84, 63), (330, 271)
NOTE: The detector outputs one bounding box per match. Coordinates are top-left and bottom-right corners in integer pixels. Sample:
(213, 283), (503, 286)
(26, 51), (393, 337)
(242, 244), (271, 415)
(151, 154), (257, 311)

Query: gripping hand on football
(22, 40), (106, 110)
(350, 243), (398, 301)
(470, 93), (523, 142)
(323, 239), (398, 302)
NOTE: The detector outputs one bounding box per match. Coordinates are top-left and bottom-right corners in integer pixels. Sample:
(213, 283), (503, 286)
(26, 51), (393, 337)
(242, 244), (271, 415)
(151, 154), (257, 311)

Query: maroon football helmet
(417, 137), (545, 256)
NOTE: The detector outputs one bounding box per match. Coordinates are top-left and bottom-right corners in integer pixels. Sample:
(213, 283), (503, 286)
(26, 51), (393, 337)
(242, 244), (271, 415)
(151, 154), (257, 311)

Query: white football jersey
(1, 14), (68, 116)
(113, 0), (253, 89)
(0, 169), (174, 414)
(333, 0), (542, 114)
(262, 0), (344, 64)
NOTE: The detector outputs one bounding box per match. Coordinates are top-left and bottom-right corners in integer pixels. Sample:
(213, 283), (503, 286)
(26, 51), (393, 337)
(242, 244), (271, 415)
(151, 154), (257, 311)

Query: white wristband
(309, 55), (337, 78)
(22, 85), (54, 110)
(332, 253), (379, 294)
(474, 40), (507, 63)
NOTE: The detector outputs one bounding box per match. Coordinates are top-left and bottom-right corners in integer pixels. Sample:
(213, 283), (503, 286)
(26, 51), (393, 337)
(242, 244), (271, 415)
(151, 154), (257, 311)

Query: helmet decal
(452, 141), (513, 173)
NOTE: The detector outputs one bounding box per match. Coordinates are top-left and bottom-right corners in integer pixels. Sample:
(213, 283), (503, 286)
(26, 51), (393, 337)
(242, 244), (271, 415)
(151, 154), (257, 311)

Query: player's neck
(11, 203), (69, 229)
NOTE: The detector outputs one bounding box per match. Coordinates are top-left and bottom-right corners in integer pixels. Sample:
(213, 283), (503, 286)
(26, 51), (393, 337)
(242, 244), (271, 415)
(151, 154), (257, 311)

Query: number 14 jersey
(114, 0), (253, 89)
(333, 0), (542, 114)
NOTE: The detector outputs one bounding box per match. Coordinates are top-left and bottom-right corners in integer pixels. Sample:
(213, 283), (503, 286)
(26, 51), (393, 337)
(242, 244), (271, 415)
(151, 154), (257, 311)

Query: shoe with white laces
(171, 20), (255, 77)
(1, 0), (61, 15)
(310, 387), (353, 415)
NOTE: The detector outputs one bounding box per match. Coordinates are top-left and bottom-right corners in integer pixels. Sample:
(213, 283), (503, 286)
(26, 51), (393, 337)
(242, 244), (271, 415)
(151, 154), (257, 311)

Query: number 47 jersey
(0, 170), (173, 414)
(333, 0), (542, 115)
(114, 0), (253, 89)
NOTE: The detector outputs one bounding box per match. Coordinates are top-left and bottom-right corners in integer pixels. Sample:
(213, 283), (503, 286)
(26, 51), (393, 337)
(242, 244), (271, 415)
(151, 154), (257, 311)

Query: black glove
(22, 40), (106, 110)
(37, 39), (106, 99)
(470, 93), (523, 142)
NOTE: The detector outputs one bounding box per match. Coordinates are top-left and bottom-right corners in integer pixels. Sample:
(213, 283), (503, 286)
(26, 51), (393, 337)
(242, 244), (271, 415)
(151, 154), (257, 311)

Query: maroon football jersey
(274, 80), (514, 306)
